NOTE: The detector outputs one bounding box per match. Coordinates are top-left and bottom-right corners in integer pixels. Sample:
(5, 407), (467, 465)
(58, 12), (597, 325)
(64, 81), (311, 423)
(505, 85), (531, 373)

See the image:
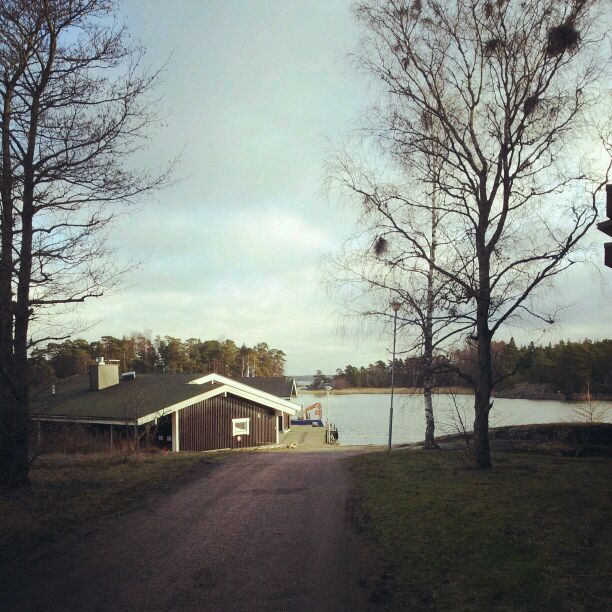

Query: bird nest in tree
(373, 236), (389, 256)
(484, 38), (500, 56)
(546, 22), (580, 56)
(523, 95), (540, 116)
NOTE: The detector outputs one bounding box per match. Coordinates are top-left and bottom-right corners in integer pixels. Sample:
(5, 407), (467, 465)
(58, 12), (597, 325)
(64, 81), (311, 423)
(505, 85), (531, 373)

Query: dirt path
(4, 450), (368, 612)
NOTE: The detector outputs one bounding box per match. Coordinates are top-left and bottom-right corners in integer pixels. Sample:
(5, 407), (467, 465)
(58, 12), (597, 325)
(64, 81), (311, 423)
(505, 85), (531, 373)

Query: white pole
(324, 385), (333, 444)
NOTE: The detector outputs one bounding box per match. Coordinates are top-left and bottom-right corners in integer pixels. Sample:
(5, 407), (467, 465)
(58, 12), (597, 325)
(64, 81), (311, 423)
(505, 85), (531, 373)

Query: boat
(290, 418), (324, 427)
(290, 402), (339, 442)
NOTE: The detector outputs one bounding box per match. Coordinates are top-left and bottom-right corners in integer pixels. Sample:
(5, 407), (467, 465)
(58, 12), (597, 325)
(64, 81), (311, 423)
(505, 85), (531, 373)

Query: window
(232, 417), (250, 436)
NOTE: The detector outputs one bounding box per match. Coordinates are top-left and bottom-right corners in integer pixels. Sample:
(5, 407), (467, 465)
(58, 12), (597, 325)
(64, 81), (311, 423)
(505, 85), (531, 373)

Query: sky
(73, 0), (611, 375)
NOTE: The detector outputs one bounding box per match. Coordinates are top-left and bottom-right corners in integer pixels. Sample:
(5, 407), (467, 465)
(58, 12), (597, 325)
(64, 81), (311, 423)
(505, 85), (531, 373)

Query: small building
(30, 361), (298, 452)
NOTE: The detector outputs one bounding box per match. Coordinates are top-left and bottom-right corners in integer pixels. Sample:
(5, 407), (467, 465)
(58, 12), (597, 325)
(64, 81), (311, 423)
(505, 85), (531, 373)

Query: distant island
(307, 339), (612, 401)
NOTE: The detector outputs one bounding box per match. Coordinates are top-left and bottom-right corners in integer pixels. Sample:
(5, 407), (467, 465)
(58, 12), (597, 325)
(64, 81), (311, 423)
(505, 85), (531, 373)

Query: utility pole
(324, 384), (332, 443)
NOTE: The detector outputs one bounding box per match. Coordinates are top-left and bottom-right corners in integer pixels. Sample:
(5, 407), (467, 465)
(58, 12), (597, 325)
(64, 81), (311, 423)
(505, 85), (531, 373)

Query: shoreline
(298, 386), (612, 402)
(299, 386), (472, 396)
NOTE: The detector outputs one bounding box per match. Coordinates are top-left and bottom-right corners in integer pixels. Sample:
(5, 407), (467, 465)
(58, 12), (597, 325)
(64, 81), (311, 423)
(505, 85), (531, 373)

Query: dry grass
(0, 451), (225, 566)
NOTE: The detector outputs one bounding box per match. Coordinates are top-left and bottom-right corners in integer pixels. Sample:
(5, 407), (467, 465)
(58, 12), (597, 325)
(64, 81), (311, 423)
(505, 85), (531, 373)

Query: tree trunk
(473, 393), (491, 468)
(4, 98), (40, 486)
(422, 295), (436, 449)
(423, 185), (437, 450)
(5, 395), (30, 487)
(0, 82), (30, 487)
(0, 365), (30, 486)
(10, 200), (35, 486)
(423, 380), (436, 449)
(473, 294), (493, 469)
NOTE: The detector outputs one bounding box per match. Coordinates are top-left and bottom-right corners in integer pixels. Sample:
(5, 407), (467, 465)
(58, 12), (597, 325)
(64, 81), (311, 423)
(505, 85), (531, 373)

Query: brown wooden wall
(179, 393), (277, 451)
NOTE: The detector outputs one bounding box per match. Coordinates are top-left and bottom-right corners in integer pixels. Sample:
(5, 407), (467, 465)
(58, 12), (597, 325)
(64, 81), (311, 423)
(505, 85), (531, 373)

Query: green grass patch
(351, 450), (612, 611)
(0, 451), (225, 566)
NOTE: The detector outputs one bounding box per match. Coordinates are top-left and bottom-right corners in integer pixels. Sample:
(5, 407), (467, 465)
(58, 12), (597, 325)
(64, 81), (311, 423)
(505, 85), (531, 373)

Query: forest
(331, 339), (612, 400)
(29, 335), (286, 386)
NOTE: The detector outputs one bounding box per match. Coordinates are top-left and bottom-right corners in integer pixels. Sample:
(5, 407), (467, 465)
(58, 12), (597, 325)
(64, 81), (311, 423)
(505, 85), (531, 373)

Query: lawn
(0, 451), (224, 567)
(350, 450), (612, 611)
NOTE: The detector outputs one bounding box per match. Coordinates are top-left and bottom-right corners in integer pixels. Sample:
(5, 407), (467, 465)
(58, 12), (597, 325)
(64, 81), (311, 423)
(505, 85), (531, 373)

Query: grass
(350, 449), (612, 611)
(0, 451), (225, 566)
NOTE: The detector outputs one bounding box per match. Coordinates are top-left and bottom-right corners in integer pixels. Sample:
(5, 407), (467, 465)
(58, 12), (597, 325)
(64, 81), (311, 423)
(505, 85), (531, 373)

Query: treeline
(30, 335), (286, 385)
(330, 358), (457, 389)
(493, 338), (612, 398)
(331, 339), (612, 399)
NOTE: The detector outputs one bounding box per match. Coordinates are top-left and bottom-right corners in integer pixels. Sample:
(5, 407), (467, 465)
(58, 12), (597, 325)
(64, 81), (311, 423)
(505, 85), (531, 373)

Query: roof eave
(30, 415), (134, 426)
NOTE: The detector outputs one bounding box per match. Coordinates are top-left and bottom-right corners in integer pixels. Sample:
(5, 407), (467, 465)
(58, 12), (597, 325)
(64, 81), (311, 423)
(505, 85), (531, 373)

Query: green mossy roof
(31, 374), (225, 422)
(232, 376), (296, 398)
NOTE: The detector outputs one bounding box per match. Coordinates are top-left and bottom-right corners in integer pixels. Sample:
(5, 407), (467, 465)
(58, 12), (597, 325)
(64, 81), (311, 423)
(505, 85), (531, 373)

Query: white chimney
(90, 361), (119, 391)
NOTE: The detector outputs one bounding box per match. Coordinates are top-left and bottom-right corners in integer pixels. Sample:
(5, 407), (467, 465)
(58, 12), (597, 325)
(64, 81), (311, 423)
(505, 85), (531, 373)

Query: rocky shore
(495, 382), (612, 401)
(435, 422), (612, 457)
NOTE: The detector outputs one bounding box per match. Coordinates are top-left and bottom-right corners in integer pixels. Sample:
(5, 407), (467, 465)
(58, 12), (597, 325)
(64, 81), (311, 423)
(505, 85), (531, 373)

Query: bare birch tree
(0, 0), (169, 486)
(329, 147), (472, 449)
(346, 0), (611, 468)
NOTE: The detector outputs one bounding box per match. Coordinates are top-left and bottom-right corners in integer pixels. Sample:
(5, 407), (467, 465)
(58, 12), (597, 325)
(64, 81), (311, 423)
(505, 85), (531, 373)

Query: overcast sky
(75, 0), (610, 375)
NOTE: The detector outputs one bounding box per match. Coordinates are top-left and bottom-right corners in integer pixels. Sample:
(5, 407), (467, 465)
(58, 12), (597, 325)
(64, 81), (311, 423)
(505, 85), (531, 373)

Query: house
(30, 360), (298, 452)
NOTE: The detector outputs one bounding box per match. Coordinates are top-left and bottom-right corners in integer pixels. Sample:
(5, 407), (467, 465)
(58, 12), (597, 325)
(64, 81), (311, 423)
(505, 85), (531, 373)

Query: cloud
(34, 0), (610, 376)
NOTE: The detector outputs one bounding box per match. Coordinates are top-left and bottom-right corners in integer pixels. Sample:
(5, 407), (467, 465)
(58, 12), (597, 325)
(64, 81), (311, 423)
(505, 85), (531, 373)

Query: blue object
(290, 419), (324, 427)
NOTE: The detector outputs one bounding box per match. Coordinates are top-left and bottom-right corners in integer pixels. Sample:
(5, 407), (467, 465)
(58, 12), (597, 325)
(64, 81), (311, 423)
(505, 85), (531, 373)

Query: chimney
(90, 359), (120, 391)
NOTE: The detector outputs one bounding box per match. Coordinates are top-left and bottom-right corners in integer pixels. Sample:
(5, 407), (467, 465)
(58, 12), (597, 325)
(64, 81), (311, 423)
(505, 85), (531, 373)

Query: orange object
(304, 402), (322, 419)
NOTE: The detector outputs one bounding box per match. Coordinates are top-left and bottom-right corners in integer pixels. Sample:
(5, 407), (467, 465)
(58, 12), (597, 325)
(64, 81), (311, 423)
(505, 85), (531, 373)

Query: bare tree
(0, 0), (169, 486)
(572, 383), (611, 422)
(329, 147), (472, 449)
(346, 0), (611, 468)
(572, 399), (610, 423)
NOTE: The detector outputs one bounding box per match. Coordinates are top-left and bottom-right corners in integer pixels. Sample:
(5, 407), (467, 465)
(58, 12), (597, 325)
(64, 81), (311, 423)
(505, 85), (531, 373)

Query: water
(294, 392), (612, 446)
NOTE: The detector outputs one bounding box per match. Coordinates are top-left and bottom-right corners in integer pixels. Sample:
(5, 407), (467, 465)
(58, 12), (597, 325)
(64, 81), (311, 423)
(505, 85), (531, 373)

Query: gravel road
(4, 450), (368, 612)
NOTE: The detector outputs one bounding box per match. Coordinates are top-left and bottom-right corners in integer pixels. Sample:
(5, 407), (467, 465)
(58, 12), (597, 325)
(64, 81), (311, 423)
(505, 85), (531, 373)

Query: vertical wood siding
(179, 393), (277, 451)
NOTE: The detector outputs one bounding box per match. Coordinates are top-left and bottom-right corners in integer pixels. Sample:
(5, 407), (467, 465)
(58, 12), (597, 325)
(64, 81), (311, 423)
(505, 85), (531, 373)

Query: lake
(294, 392), (612, 446)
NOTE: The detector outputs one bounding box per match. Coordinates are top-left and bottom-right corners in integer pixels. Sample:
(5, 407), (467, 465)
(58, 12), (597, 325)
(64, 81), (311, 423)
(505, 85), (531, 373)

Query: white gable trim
(188, 373), (299, 414)
(136, 380), (297, 426)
